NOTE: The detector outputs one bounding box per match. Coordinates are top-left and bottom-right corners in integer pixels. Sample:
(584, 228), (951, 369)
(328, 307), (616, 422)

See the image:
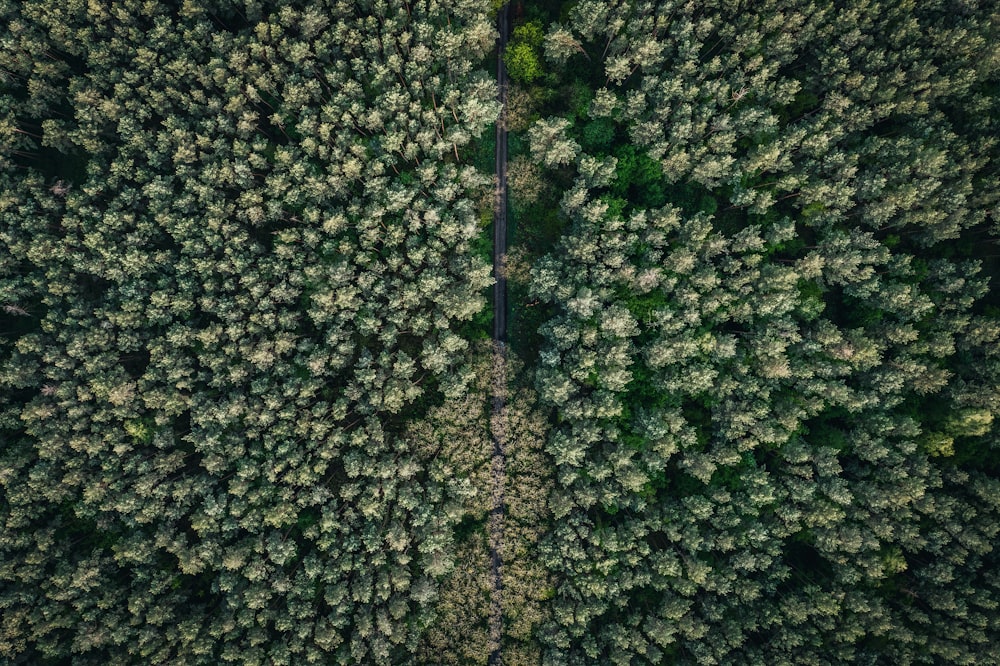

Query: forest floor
(489, 4), (510, 665)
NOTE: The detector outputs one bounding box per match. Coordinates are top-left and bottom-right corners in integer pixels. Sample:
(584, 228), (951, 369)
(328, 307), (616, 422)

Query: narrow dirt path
(493, 3), (509, 347)
(488, 5), (510, 666)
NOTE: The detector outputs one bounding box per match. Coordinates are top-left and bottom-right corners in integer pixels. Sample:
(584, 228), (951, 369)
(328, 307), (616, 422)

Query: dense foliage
(3, 0), (1000, 664)
(0, 0), (500, 663)
(507, 0), (1000, 663)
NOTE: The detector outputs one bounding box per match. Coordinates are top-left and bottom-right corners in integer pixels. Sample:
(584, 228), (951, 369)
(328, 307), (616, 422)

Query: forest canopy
(506, 0), (1000, 663)
(2, 0), (1000, 664)
(1, 0), (500, 663)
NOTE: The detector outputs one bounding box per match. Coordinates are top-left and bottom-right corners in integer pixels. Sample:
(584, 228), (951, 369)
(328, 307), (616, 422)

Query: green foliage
(506, 20), (547, 84)
(124, 418), (154, 445)
(0, 0), (500, 663)
(516, 0), (1000, 663)
(3, 0), (1000, 664)
(610, 144), (667, 208)
(512, 21), (545, 48)
(505, 42), (544, 84)
(580, 118), (615, 152)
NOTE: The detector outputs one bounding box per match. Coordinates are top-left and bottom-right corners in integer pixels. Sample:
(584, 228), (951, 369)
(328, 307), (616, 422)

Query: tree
(505, 20), (546, 84)
(527, 117), (580, 169)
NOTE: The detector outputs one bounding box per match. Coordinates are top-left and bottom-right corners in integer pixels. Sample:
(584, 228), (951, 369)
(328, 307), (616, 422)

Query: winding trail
(488, 4), (510, 666)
